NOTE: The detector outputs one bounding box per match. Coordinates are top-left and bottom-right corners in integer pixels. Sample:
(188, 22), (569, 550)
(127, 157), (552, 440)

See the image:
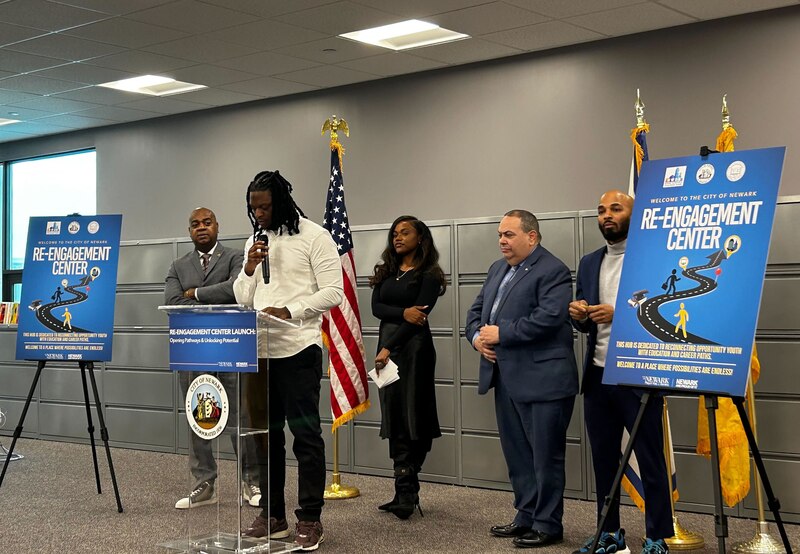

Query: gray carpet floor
(0, 438), (797, 553)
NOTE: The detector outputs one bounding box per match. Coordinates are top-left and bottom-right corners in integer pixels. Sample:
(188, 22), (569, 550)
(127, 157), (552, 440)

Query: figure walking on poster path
(62, 307), (72, 331)
(663, 269), (680, 296)
(673, 303), (689, 338)
(52, 286), (63, 303)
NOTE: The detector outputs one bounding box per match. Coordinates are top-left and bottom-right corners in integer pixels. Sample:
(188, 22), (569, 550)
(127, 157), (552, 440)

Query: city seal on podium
(185, 374), (229, 440)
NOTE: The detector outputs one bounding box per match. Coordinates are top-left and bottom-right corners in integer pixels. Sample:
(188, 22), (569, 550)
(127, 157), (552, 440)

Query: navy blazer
(572, 245), (607, 392)
(465, 245), (578, 403)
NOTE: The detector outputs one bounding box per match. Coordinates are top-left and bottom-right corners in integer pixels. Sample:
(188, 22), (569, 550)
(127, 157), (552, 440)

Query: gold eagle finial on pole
(635, 88), (647, 129)
(321, 115), (349, 141)
(721, 94), (731, 130)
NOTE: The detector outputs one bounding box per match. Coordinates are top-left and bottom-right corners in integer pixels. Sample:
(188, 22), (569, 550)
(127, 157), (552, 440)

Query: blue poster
(604, 147), (785, 397)
(15, 215), (122, 361)
(168, 311), (258, 373)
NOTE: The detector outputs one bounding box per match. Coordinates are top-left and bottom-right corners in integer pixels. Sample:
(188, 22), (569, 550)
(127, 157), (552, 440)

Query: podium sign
(604, 147), (785, 397)
(168, 310), (258, 373)
(15, 214), (122, 361)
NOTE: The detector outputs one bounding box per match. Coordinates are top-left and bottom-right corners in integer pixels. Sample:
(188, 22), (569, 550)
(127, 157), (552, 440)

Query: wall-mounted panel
(433, 336), (455, 382)
(582, 215), (606, 257)
(458, 284), (483, 329)
(0, 398), (39, 435)
(40, 367), (96, 403)
(460, 339), (480, 383)
(0, 332), (17, 362)
(108, 332), (169, 369)
(436, 384), (455, 429)
(767, 202), (800, 266)
(758, 278), (800, 330)
(664, 396), (699, 448)
(352, 228), (388, 278)
(353, 424), (391, 470)
(114, 292), (167, 327)
(457, 222), (501, 275)
(420, 432), (456, 478)
(461, 434), (508, 483)
(741, 458), (800, 514)
(673, 451), (715, 506)
(118, 243), (175, 285)
(750, 399), (800, 454)
(105, 370), (173, 409)
(357, 287), (378, 329)
(106, 407), (174, 448)
(461, 386), (497, 433)
(539, 217), (577, 271)
(753, 341), (800, 395)
(0, 364), (38, 397)
(39, 403), (96, 439)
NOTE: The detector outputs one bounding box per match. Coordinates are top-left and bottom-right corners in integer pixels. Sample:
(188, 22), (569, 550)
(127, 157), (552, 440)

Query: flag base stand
(323, 427), (360, 500)
(666, 517), (705, 550)
(731, 521), (786, 554)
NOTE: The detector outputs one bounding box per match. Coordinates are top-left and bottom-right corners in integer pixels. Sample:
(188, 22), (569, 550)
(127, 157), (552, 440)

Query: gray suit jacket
(165, 243), (243, 305)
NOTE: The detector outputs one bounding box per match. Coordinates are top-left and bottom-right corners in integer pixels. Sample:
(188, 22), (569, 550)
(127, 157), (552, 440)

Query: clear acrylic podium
(157, 304), (301, 553)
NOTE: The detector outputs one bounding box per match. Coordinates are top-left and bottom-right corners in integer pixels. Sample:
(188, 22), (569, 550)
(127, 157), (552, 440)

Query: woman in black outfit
(370, 215), (446, 520)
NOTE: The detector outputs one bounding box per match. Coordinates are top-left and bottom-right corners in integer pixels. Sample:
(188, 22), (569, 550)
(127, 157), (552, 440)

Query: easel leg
(732, 397), (793, 554)
(0, 361), (45, 488)
(589, 391), (651, 554)
(79, 362), (102, 493)
(705, 395), (728, 553)
(85, 362), (124, 513)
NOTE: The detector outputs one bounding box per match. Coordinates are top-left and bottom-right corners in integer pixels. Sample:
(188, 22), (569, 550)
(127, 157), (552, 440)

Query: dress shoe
(513, 529), (564, 548)
(490, 522), (532, 538)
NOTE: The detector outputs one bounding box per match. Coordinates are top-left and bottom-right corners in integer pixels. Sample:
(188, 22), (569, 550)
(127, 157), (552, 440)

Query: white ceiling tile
(9, 95), (103, 113)
(482, 20), (604, 50)
(273, 65), (378, 87)
(428, 2), (550, 36)
(0, 105), (54, 120)
(0, 74), (84, 95)
(49, 0), (175, 16)
(350, 0), (491, 18)
(64, 17), (189, 48)
(566, 3), (697, 36)
(119, 96), (211, 114)
(163, 64), (260, 87)
(275, 1), (402, 35)
(208, 20), (328, 50)
(73, 104), (161, 121)
(0, 128), (39, 142)
(35, 112), (116, 127)
(0, 90), (45, 105)
(0, 22), (50, 47)
(657, 0), (798, 20)
(410, 37), (522, 65)
(219, 76), (319, 97)
(215, 51), (320, 76)
(85, 50), (196, 73)
(29, 62), (137, 85)
(51, 85), (144, 105)
(273, 37), (386, 64)
(125, 0), (257, 34)
(199, 0), (340, 18)
(337, 52), (447, 76)
(0, 121), (74, 135)
(141, 36), (258, 64)
(174, 87), (262, 106)
(503, 0), (644, 19)
(0, 49), (70, 73)
(6, 33), (124, 61)
(0, 0), (108, 31)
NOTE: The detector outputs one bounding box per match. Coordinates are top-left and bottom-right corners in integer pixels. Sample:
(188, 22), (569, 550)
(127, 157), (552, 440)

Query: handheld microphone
(256, 233), (270, 284)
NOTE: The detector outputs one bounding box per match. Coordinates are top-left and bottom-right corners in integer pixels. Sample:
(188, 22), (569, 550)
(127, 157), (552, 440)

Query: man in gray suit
(165, 207), (260, 509)
(465, 210), (578, 548)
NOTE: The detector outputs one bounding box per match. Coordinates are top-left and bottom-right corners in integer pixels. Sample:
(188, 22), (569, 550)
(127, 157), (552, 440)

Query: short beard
(599, 220), (629, 243)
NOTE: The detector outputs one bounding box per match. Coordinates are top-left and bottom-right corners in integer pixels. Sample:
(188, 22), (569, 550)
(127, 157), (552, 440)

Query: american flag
(322, 143), (370, 430)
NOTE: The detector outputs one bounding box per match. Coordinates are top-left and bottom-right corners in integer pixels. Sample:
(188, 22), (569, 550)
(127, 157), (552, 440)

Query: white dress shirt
(234, 218), (343, 358)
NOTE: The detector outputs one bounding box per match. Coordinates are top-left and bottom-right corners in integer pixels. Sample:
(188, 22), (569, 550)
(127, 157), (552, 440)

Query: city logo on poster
(696, 163), (715, 185)
(87, 221), (100, 234)
(46, 221), (61, 235)
(663, 166), (686, 188)
(726, 161), (746, 182)
(185, 374), (229, 440)
(67, 221), (80, 234)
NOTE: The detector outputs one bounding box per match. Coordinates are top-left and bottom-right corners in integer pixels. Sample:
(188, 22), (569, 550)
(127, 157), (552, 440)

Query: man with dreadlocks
(235, 170), (343, 551)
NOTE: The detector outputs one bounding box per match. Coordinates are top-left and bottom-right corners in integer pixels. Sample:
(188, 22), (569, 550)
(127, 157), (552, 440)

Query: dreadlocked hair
(246, 170), (306, 237)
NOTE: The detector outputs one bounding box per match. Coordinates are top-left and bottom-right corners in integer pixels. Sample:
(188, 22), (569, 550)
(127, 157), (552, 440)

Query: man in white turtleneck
(569, 190), (673, 554)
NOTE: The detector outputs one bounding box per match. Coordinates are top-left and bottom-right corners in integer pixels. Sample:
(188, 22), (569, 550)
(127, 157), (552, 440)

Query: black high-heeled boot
(378, 493), (398, 511)
(387, 465), (423, 519)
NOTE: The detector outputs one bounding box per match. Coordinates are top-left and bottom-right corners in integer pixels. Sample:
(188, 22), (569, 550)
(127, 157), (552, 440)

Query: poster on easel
(604, 147), (785, 397)
(15, 215), (122, 362)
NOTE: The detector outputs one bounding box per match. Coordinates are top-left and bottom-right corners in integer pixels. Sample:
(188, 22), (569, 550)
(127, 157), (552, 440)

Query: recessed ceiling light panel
(340, 19), (469, 51)
(98, 75), (206, 96)
(0, 118), (21, 126)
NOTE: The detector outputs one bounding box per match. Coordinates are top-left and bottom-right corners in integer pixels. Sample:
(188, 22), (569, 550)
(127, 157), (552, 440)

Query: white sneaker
(243, 483), (261, 507)
(175, 480), (217, 509)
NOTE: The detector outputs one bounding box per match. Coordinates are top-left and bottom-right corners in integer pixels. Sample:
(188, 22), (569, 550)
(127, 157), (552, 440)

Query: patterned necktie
(201, 253), (211, 274)
(489, 264), (518, 324)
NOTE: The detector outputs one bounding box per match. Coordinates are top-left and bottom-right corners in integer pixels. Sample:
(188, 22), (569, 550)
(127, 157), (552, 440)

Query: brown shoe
(242, 515), (290, 539)
(295, 521), (324, 551)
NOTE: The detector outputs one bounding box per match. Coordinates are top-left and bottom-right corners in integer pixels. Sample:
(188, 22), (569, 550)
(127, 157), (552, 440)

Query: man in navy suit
(569, 190), (672, 554)
(466, 209), (578, 548)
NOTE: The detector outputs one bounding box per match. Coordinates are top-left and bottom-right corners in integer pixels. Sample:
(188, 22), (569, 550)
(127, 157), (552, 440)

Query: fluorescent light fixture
(0, 118), (21, 126)
(98, 75), (206, 96)
(340, 19), (469, 51)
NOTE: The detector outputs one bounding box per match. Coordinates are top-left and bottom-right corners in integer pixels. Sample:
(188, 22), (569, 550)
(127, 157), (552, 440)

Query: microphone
(256, 233), (270, 284)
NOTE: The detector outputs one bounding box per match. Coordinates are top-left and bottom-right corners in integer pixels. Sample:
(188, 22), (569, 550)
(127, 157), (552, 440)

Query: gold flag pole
(663, 399), (705, 550)
(322, 114), (359, 500)
(731, 374), (785, 553)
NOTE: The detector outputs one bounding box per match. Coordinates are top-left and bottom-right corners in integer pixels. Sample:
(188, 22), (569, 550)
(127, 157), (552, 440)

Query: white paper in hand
(368, 358), (399, 389)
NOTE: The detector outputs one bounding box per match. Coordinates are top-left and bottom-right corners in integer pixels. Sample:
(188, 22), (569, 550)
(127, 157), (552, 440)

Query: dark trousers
(583, 376), (673, 540)
(493, 372), (574, 536)
(248, 346), (326, 522)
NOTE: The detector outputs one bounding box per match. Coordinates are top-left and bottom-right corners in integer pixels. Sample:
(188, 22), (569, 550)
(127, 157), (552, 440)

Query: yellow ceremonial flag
(696, 120), (761, 506)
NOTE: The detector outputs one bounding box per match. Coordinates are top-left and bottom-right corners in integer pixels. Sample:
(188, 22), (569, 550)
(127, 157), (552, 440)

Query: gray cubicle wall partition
(1, 198), (798, 522)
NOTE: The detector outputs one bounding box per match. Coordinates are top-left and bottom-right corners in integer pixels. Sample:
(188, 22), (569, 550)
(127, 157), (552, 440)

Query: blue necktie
(489, 264), (518, 324)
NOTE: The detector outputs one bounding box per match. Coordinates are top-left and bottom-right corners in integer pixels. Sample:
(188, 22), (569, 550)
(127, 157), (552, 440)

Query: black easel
(588, 390), (792, 554)
(0, 360), (124, 513)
